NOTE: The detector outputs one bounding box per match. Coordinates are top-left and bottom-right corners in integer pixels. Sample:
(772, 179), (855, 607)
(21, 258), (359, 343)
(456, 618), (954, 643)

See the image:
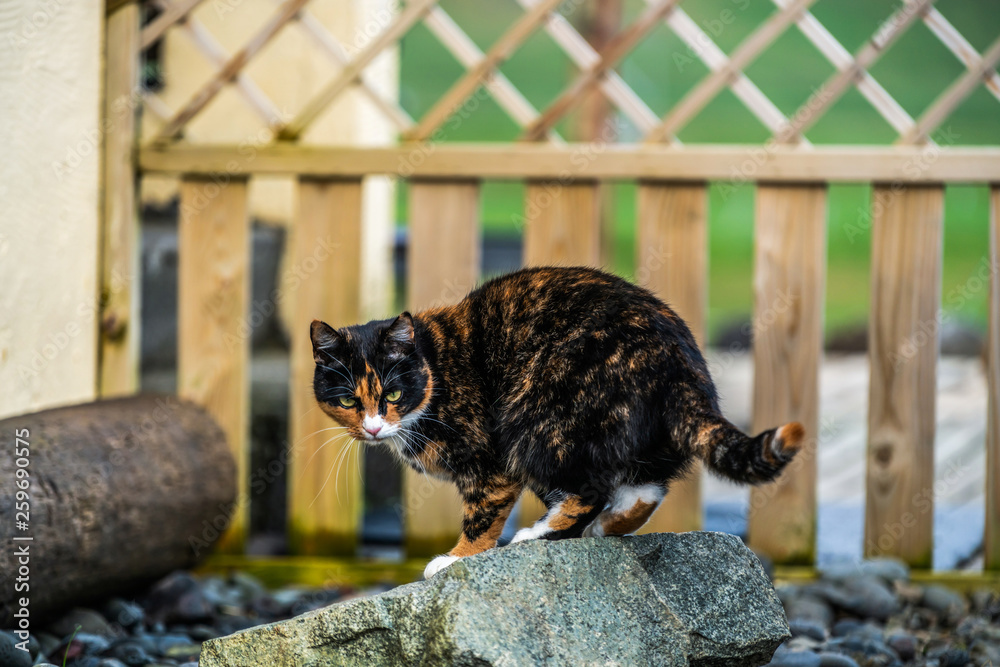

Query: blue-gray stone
(0, 631), (33, 667)
(201, 533), (789, 667)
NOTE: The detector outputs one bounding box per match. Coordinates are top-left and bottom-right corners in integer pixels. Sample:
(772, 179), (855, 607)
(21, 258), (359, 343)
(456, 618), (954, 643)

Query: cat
(310, 266), (803, 579)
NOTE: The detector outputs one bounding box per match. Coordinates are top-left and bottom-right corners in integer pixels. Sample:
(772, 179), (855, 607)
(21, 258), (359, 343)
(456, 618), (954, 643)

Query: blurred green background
(396, 0), (999, 341)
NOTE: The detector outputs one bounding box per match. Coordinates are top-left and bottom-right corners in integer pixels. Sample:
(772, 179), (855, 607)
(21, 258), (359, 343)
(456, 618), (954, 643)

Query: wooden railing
(135, 143), (1000, 568)
(99, 0), (1000, 570)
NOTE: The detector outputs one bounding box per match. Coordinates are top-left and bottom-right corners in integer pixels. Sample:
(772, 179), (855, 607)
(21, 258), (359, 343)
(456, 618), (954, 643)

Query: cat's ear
(310, 320), (344, 364)
(383, 312), (415, 357)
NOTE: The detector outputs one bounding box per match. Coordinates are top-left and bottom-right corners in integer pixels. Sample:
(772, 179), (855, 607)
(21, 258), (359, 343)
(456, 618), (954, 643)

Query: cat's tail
(694, 417), (804, 484)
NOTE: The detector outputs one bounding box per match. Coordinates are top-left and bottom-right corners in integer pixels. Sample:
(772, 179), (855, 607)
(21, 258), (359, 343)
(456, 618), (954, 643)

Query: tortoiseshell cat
(310, 266), (803, 578)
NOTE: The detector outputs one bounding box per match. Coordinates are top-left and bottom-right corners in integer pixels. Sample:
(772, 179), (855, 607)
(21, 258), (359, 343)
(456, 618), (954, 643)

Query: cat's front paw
(423, 555), (459, 579)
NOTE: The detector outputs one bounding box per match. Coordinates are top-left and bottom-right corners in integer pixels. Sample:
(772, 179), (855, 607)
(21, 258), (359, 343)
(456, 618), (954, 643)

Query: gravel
(0, 572), (390, 667)
(769, 558), (1000, 667)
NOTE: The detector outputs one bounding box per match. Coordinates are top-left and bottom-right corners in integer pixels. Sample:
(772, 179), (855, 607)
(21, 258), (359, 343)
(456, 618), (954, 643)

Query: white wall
(0, 0), (102, 419)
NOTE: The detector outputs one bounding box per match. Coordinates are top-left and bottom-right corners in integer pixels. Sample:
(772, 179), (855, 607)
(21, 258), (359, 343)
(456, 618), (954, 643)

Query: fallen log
(0, 395), (237, 625)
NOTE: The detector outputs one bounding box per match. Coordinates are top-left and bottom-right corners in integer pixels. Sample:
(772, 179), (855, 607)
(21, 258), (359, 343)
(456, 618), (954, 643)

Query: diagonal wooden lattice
(138, 0), (1000, 148)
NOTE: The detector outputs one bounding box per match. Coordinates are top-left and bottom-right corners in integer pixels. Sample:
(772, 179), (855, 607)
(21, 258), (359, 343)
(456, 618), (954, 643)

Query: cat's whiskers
(296, 428), (353, 470)
(309, 435), (359, 509)
(317, 363), (355, 389)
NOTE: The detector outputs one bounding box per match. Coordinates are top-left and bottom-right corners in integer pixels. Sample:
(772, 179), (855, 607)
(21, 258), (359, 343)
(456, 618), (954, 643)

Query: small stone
(187, 625), (220, 642)
(786, 595), (835, 628)
(153, 634), (196, 656)
(0, 631), (33, 667)
(36, 632), (61, 658)
(163, 644), (201, 661)
(108, 639), (154, 667)
(970, 638), (1000, 665)
(937, 647), (972, 667)
(786, 636), (824, 652)
(97, 660), (129, 667)
(831, 619), (864, 638)
(102, 599), (145, 631)
(885, 631), (917, 661)
(228, 571), (267, 604)
(820, 559), (909, 585)
(767, 648), (822, 667)
(72, 632), (112, 655)
(789, 619), (827, 642)
(922, 585), (968, 624)
(816, 653), (860, 667)
(47, 608), (115, 638)
(840, 576), (901, 620)
(825, 636), (900, 664)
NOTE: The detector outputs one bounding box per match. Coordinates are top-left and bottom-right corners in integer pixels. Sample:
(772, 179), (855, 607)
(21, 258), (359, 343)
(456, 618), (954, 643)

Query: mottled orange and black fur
(310, 266), (803, 577)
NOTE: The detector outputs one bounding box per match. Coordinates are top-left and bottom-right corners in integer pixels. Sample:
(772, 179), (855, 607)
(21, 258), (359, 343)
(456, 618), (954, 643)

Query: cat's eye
(338, 396), (357, 408)
(385, 389), (402, 403)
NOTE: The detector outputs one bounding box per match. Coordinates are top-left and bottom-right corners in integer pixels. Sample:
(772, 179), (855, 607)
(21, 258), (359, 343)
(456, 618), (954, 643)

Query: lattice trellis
(139, 0), (1000, 148)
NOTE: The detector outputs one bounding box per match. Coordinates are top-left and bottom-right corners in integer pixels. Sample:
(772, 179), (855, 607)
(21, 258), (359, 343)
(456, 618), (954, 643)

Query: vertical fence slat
(404, 180), (481, 557)
(519, 180), (601, 526)
(635, 181), (707, 534)
(178, 176), (251, 553)
(747, 184), (826, 564)
(288, 178), (364, 556)
(99, 1), (140, 397)
(865, 185), (943, 568)
(986, 186), (1000, 570)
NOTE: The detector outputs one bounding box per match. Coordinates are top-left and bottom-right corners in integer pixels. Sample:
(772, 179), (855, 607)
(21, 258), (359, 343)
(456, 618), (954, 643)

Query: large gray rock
(201, 533), (788, 666)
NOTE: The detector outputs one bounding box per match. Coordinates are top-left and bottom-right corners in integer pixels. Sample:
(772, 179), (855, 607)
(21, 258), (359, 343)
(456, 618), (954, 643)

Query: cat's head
(310, 313), (433, 443)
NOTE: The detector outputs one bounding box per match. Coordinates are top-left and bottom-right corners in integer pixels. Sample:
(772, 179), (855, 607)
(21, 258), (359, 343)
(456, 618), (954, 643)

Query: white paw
(423, 555), (459, 579)
(511, 525), (547, 543)
(582, 521), (605, 538)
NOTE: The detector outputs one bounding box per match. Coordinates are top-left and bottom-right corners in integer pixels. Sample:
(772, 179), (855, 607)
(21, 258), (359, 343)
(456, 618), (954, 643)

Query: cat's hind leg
(511, 492), (605, 543)
(583, 483), (665, 537)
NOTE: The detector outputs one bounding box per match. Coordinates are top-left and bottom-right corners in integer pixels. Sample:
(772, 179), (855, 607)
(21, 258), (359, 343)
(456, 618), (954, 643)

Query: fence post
(865, 184), (943, 568)
(178, 175), (251, 553)
(747, 183), (827, 564)
(99, 0), (141, 398)
(635, 181), (707, 534)
(986, 185), (1000, 570)
(519, 179), (602, 526)
(403, 179), (481, 557)
(287, 177), (365, 556)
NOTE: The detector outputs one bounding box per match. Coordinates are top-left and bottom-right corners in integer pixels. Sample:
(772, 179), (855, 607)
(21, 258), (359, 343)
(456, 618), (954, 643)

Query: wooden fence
(102, 0), (1000, 570)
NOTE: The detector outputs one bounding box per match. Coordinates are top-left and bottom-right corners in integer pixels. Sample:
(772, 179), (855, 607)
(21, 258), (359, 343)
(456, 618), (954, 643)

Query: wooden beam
(519, 180), (601, 526)
(178, 176), (251, 553)
(521, 0), (681, 141)
(635, 182), (707, 535)
(287, 178), (365, 557)
(99, 0), (141, 397)
(138, 144), (1000, 183)
(986, 186), (1000, 570)
(140, 0), (206, 50)
(151, 0), (311, 143)
(278, 0), (439, 141)
(775, 0), (936, 144)
(898, 34), (1000, 145)
(864, 185), (943, 568)
(645, 0), (818, 143)
(747, 184), (826, 565)
(406, 0), (563, 142)
(403, 180), (481, 556)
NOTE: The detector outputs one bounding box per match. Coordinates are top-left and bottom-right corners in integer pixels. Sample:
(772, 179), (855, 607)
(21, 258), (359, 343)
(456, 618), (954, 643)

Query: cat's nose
(365, 424), (382, 436)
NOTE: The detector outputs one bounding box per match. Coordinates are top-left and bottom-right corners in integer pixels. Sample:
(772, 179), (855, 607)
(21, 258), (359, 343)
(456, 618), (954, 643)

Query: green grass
(396, 0), (999, 340)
